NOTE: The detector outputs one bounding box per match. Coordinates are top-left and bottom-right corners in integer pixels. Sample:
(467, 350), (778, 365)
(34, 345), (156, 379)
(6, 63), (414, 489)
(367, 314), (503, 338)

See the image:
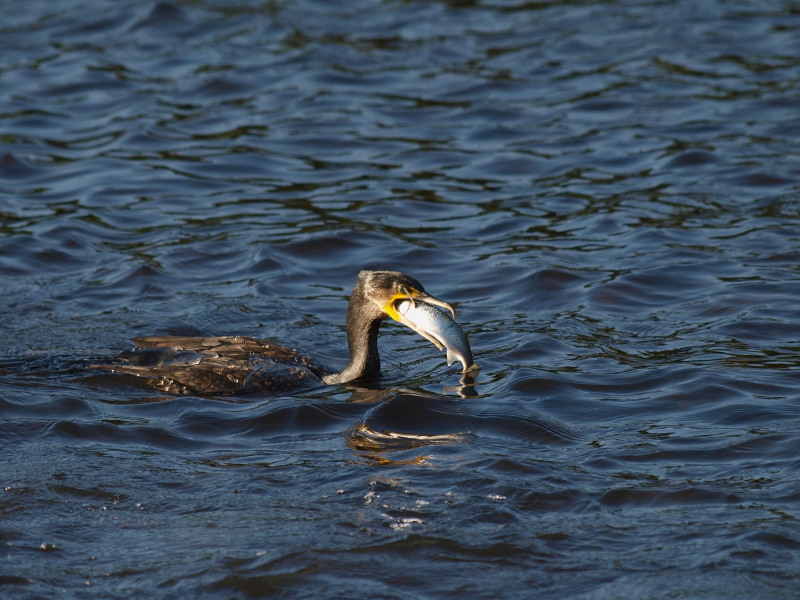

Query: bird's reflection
(342, 387), (477, 465)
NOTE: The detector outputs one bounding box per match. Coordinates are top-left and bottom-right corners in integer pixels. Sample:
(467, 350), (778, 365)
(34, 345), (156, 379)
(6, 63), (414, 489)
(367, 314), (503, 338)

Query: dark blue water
(2, 0), (800, 597)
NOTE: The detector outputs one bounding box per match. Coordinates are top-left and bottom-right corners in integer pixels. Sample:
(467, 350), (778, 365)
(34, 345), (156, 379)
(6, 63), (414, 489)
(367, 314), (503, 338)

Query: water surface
(2, 0), (800, 597)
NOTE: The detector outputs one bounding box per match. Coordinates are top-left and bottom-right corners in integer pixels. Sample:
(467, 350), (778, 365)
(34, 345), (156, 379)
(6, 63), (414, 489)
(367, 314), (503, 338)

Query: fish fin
(446, 348), (455, 366)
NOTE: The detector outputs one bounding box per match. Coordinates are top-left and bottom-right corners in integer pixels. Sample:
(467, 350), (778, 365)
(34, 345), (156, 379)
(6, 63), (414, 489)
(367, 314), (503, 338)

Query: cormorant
(93, 270), (473, 395)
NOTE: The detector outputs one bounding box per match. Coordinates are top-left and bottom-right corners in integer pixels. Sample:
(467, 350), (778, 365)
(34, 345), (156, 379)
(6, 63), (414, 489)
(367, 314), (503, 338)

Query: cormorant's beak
(382, 289), (455, 324)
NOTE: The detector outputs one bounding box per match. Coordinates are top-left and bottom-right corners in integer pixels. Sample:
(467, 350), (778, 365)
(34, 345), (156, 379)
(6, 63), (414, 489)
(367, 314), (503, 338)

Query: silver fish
(396, 299), (475, 372)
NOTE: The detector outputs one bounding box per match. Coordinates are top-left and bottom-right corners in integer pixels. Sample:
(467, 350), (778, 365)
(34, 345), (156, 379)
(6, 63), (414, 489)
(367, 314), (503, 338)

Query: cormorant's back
(95, 336), (326, 395)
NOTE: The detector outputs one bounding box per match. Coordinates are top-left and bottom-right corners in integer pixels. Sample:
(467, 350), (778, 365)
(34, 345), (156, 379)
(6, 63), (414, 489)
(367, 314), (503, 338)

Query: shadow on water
(346, 387), (579, 465)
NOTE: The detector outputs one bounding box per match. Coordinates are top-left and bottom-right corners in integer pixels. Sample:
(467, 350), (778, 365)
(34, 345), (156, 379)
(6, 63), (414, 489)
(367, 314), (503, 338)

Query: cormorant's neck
(322, 291), (383, 385)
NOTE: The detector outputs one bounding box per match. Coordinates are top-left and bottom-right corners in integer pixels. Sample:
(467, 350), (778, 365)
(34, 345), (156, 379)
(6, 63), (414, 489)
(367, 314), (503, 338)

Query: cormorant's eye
(399, 285), (408, 295)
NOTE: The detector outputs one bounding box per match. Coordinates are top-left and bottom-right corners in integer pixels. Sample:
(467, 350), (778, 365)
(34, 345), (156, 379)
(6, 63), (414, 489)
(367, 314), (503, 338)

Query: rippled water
(2, 0), (800, 597)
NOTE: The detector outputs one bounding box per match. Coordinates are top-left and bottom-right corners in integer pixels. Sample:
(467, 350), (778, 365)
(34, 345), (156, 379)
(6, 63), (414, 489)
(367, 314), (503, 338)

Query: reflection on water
(347, 388), (579, 467)
(2, 0), (800, 597)
(346, 390), (476, 464)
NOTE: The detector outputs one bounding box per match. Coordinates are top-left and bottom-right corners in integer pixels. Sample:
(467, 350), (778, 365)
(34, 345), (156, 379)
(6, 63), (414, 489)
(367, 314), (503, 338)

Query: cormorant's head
(352, 270), (475, 373)
(355, 270), (455, 321)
